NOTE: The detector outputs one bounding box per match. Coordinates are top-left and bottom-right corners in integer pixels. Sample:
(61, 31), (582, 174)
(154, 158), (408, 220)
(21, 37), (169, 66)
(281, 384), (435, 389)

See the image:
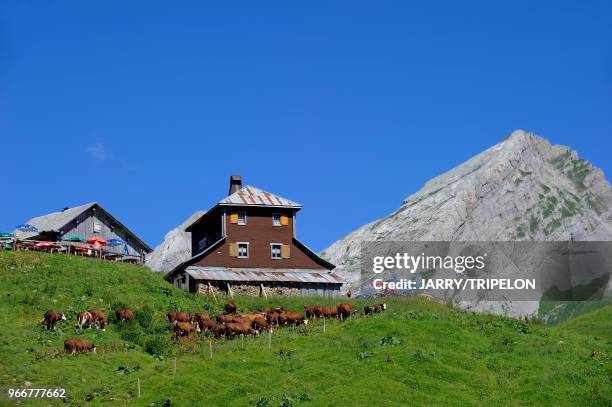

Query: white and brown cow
(41, 310), (66, 330)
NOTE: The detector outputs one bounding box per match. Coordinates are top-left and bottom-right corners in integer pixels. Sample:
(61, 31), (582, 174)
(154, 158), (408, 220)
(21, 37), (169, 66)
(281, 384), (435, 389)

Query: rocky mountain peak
(322, 130), (612, 293)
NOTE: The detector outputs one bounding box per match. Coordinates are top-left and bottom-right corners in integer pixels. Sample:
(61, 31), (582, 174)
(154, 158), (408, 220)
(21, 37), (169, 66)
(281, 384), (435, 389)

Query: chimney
(228, 175), (243, 195)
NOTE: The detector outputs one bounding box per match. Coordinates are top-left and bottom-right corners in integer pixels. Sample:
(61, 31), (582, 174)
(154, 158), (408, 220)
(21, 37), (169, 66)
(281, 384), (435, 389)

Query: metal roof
(14, 202), (152, 252)
(219, 186), (302, 208)
(14, 203), (96, 240)
(186, 266), (342, 284)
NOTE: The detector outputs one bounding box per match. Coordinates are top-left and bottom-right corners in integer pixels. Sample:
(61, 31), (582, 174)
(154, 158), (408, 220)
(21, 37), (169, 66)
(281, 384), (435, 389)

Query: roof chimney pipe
(228, 175), (243, 195)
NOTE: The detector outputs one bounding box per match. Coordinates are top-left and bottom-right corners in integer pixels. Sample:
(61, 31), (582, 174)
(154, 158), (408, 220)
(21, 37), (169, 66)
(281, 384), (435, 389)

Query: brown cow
(173, 321), (201, 340)
(194, 313), (216, 333)
(225, 321), (259, 338)
(41, 310), (66, 330)
(77, 311), (94, 329)
(252, 317), (272, 333)
(304, 306), (321, 320)
(319, 306), (338, 319)
(237, 313), (266, 323)
(212, 323), (227, 338)
(216, 314), (247, 324)
(266, 311), (280, 326)
(337, 303), (353, 321)
(167, 311), (190, 323)
(364, 303), (387, 315)
(88, 309), (107, 330)
(224, 301), (237, 314)
(64, 339), (96, 354)
(116, 308), (134, 322)
(278, 311), (308, 326)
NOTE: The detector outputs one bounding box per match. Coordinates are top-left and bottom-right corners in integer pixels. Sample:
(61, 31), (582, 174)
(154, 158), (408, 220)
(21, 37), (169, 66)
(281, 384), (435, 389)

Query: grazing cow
(252, 317), (272, 333)
(77, 311), (94, 329)
(41, 310), (66, 330)
(167, 311), (190, 323)
(64, 339), (96, 354)
(225, 321), (259, 338)
(337, 303), (353, 320)
(237, 313), (266, 323)
(216, 314), (247, 324)
(224, 301), (237, 314)
(266, 311), (280, 326)
(304, 306), (321, 320)
(212, 323), (227, 338)
(319, 306), (338, 319)
(278, 311), (308, 326)
(88, 309), (107, 330)
(116, 308), (134, 322)
(172, 321), (201, 340)
(194, 313), (216, 333)
(364, 303), (387, 315)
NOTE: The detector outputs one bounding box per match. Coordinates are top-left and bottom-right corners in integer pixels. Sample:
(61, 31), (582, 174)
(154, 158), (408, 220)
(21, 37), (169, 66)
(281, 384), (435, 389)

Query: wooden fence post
(208, 283), (217, 302)
(137, 377), (141, 399)
(209, 340), (213, 359)
(241, 333), (244, 349)
(260, 284), (267, 299)
(227, 283), (234, 299)
(323, 317), (326, 333)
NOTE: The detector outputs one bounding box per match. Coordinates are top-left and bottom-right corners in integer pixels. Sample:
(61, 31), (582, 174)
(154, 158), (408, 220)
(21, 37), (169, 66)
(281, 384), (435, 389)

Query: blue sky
(1, 1), (611, 251)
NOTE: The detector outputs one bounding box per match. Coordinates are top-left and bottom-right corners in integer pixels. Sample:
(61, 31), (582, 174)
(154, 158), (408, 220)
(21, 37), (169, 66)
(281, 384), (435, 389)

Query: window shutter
(229, 243), (238, 257)
(281, 244), (290, 258)
(280, 215), (289, 226)
(230, 213), (238, 224)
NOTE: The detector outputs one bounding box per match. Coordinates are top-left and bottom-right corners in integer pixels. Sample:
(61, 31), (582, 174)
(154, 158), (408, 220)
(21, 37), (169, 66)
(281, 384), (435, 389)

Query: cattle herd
(40, 300), (388, 355)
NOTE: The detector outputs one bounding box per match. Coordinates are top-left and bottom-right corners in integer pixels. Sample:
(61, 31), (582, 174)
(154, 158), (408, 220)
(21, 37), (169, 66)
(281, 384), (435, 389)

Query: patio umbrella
(106, 238), (125, 246)
(86, 237), (107, 245)
(63, 235), (85, 243)
(15, 224), (38, 232)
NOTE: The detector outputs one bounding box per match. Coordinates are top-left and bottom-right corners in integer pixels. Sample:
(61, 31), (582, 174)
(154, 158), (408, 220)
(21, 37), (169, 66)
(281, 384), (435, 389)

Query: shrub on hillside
(135, 306), (154, 329)
(144, 337), (165, 356)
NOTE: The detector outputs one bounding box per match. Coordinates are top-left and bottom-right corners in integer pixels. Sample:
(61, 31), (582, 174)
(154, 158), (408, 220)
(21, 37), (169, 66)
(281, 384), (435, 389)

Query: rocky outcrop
(145, 211), (205, 273)
(321, 130), (612, 317)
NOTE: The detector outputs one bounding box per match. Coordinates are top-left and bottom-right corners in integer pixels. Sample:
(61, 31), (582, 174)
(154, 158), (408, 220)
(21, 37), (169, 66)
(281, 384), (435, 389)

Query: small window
(237, 211), (247, 225)
(272, 213), (282, 226)
(237, 242), (249, 258)
(271, 243), (282, 259)
(198, 237), (208, 251)
(92, 222), (102, 233)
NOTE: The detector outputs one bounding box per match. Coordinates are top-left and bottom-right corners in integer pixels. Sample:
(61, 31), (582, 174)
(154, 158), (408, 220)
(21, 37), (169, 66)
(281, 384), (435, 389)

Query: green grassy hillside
(0, 252), (610, 406)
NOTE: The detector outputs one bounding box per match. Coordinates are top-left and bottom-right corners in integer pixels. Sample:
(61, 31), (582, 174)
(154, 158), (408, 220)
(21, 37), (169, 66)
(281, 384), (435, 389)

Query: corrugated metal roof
(219, 186), (302, 208)
(14, 203), (96, 239)
(186, 266), (342, 284)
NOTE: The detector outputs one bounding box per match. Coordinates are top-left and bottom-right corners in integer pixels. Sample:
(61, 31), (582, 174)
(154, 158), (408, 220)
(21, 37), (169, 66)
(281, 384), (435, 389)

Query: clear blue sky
(1, 1), (610, 251)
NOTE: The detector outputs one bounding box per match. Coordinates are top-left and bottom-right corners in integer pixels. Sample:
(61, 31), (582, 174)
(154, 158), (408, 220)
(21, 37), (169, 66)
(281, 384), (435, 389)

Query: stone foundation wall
(197, 281), (302, 297)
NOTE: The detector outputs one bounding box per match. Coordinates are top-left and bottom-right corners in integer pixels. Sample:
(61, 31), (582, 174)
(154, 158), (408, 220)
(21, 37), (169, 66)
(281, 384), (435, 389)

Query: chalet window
(237, 212), (247, 225)
(272, 213), (281, 226)
(198, 237), (208, 251)
(271, 243), (282, 259)
(237, 242), (249, 258)
(92, 222), (102, 233)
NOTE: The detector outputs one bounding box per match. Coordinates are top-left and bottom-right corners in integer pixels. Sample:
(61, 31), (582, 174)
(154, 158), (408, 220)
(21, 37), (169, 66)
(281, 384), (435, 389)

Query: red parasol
(86, 237), (107, 245)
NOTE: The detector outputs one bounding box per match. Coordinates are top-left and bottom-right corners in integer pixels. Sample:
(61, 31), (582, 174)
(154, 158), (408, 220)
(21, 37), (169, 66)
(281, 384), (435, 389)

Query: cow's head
(60, 313), (67, 321)
(382, 303), (387, 310)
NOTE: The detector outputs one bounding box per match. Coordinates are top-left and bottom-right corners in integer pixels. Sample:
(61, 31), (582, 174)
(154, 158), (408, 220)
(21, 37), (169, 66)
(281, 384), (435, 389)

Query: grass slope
(0, 252), (610, 406)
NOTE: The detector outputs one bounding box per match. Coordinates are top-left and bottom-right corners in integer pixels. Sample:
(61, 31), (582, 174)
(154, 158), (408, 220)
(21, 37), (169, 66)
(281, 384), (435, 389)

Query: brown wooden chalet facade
(165, 176), (342, 297)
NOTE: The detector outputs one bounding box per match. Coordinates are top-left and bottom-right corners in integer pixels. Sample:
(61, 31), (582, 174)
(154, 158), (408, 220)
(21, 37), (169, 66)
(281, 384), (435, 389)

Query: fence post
(323, 317), (326, 333)
(209, 340), (213, 359)
(268, 330), (272, 351)
(241, 333), (244, 349)
(137, 377), (140, 399)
